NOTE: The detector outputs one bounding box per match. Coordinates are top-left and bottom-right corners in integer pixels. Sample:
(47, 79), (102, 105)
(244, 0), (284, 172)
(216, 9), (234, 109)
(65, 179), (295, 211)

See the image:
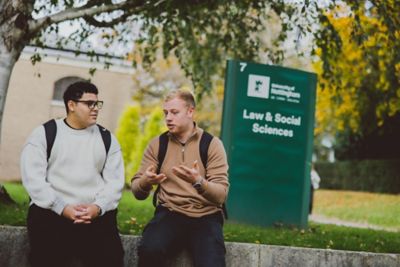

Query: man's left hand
(172, 160), (201, 184)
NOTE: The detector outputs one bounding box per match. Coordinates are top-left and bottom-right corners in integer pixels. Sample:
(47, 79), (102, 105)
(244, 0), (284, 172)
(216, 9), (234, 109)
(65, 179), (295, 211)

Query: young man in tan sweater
(131, 90), (229, 267)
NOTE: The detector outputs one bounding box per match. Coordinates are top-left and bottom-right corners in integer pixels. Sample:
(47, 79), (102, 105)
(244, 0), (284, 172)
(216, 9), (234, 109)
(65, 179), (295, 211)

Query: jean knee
(138, 239), (169, 267)
(138, 238), (167, 257)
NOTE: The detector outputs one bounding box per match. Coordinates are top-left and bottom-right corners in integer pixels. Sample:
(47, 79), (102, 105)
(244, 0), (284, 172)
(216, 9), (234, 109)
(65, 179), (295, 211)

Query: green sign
(221, 60), (317, 228)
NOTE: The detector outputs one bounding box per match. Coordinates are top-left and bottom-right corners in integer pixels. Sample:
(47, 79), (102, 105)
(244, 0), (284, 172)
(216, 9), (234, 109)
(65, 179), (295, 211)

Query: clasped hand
(62, 204), (100, 224)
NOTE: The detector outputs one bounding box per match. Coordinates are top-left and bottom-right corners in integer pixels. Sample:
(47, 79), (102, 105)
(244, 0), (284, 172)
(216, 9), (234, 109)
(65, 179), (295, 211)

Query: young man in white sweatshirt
(21, 81), (125, 267)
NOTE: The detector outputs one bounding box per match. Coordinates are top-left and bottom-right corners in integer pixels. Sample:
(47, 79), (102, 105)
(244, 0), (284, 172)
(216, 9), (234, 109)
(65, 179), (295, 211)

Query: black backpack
(43, 119), (111, 161)
(153, 131), (228, 218)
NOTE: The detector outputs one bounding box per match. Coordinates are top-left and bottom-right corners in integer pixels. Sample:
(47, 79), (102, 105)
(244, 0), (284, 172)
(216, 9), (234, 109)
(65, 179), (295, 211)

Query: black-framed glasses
(72, 100), (104, 110)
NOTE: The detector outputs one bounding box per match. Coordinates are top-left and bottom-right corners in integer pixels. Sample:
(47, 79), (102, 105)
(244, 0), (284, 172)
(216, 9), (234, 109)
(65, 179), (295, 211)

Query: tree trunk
(0, 43), (19, 144)
(0, 0), (33, 144)
(0, 39), (23, 204)
(1, 1), (31, 202)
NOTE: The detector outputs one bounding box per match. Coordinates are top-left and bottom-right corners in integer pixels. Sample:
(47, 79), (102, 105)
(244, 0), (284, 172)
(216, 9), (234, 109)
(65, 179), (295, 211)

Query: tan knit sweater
(131, 126), (229, 218)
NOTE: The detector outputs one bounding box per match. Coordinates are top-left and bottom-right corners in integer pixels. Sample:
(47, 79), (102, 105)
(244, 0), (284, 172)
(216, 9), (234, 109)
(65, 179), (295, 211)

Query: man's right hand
(141, 165), (167, 190)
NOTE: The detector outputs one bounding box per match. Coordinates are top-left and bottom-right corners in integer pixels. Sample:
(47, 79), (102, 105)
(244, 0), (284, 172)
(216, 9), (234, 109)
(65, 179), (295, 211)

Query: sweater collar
(59, 118), (96, 135)
(168, 122), (202, 145)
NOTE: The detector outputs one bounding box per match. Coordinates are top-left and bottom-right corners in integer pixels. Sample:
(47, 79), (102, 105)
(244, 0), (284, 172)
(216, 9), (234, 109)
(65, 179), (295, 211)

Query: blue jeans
(138, 205), (226, 267)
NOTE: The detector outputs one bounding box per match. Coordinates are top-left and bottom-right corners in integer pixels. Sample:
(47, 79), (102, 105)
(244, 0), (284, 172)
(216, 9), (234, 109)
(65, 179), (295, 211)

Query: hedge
(315, 159), (400, 194)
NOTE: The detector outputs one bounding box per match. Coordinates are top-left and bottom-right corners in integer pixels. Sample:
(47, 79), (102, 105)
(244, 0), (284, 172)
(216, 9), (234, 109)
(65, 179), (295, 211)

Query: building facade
(0, 46), (135, 181)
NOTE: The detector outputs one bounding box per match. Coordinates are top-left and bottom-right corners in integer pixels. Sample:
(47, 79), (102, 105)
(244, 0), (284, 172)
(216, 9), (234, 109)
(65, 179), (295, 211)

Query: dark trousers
(138, 205), (226, 267)
(27, 204), (124, 267)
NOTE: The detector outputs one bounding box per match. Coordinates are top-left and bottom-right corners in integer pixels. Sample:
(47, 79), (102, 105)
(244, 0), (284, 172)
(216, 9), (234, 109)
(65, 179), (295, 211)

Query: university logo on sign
(247, 74), (270, 99)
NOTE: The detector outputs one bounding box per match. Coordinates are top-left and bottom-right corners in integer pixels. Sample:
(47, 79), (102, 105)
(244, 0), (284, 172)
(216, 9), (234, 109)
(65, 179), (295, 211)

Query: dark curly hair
(63, 81), (98, 113)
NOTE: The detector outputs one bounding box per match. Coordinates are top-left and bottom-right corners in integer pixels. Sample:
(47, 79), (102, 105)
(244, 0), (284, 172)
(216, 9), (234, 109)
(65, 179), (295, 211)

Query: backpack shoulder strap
(157, 131), (169, 174)
(200, 131), (228, 219)
(97, 124), (111, 156)
(199, 131), (213, 168)
(153, 131), (169, 207)
(43, 119), (57, 161)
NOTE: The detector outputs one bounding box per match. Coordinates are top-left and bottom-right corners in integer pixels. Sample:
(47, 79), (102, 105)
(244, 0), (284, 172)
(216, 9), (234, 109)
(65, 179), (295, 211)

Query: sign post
(221, 60), (317, 227)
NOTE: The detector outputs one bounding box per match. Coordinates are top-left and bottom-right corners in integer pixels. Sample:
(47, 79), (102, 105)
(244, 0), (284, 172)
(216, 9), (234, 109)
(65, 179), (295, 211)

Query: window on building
(52, 76), (85, 103)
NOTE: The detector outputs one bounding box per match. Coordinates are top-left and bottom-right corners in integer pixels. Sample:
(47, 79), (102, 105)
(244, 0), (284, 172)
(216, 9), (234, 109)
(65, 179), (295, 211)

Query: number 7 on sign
(240, 62), (247, 72)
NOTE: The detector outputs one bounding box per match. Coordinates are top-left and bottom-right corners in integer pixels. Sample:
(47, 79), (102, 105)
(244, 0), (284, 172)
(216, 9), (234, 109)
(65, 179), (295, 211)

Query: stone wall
(0, 226), (398, 267)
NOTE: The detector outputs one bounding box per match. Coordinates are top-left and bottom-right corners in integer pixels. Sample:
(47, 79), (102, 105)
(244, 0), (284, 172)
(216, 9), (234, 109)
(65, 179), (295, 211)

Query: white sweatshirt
(21, 119), (124, 215)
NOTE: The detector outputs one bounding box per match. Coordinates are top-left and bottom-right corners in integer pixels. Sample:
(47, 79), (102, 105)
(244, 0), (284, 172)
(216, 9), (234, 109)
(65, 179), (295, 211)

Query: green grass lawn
(1, 182), (400, 253)
(314, 189), (400, 230)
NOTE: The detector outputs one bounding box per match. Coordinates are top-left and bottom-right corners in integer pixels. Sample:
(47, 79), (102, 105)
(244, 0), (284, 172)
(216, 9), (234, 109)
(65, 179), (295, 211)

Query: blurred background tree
(130, 107), (166, 180)
(116, 105), (141, 183)
(1, 0), (319, 141)
(314, 1), (400, 160)
(1, 0), (399, 197)
(116, 104), (165, 184)
(128, 3), (315, 136)
(0, 0), (319, 197)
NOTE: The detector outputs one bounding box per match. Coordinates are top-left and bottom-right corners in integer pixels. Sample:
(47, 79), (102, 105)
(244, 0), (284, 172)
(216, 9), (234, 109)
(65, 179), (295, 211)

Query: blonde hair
(164, 90), (196, 108)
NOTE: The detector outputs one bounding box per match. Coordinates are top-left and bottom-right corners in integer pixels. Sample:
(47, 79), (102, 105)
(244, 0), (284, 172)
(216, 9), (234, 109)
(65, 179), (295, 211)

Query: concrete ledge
(0, 225), (399, 267)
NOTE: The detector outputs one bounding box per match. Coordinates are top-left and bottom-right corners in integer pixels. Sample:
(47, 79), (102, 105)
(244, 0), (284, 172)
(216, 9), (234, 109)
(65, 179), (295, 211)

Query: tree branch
(83, 0), (168, 28)
(83, 12), (131, 28)
(28, 0), (157, 34)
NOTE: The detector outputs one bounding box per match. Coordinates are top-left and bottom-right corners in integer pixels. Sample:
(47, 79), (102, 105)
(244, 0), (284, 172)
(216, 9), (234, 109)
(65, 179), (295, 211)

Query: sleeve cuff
(94, 201), (107, 216)
(131, 178), (152, 200)
(138, 181), (152, 194)
(51, 197), (67, 215)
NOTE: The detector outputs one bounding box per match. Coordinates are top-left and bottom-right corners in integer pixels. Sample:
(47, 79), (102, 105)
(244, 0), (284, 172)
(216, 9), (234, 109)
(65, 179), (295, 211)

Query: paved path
(309, 214), (399, 232)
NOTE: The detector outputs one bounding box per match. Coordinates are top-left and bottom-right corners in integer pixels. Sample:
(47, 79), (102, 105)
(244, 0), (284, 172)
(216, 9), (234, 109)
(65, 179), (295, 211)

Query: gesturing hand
(172, 160), (201, 184)
(143, 165), (167, 186)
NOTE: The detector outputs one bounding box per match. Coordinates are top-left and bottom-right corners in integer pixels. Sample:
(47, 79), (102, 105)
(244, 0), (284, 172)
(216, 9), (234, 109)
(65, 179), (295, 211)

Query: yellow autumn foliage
(314, 8), (399, 136)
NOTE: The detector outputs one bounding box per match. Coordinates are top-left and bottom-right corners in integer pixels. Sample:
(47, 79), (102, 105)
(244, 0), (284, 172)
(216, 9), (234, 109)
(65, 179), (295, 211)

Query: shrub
(116, 105), (165, 184)
(316, 159), (400, 193)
